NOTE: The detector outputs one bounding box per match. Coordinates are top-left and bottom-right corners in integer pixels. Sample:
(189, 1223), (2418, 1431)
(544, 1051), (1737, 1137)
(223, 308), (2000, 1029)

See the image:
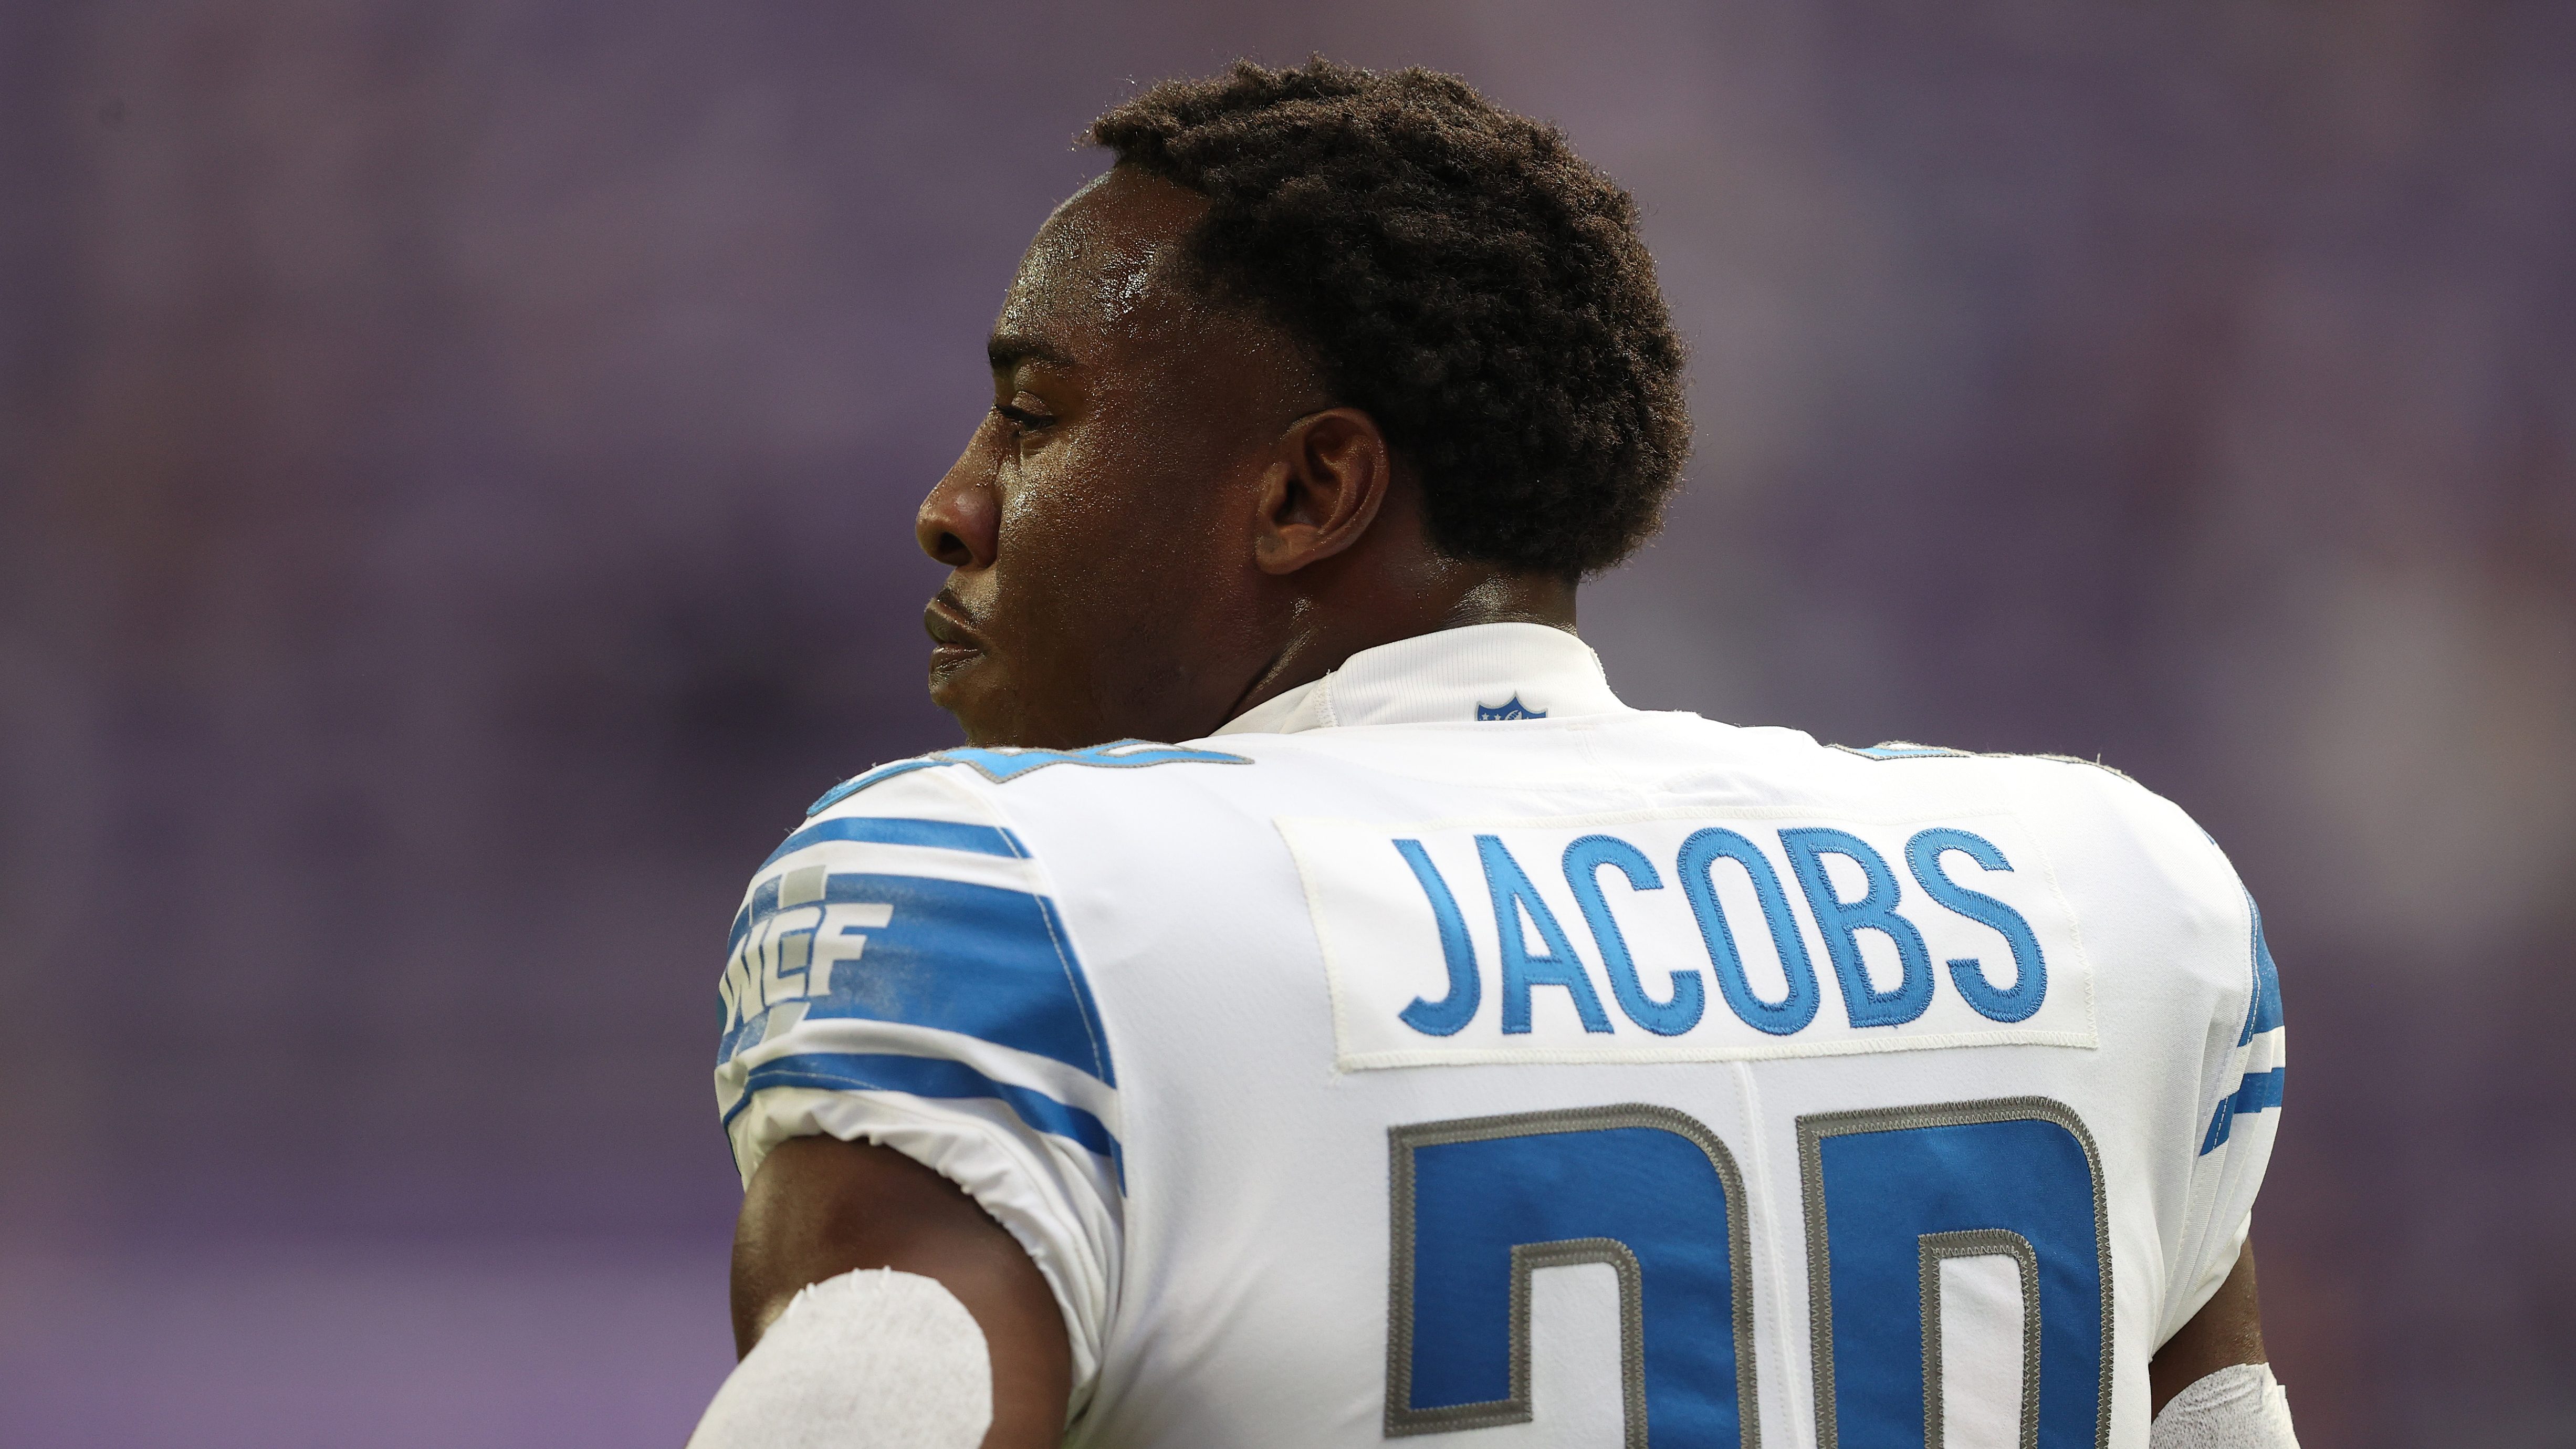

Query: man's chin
(926, 652), (1031, 748)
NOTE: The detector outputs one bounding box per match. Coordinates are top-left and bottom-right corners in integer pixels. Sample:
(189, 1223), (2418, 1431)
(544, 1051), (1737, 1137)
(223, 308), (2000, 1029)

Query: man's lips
(923, 595), (987, 674)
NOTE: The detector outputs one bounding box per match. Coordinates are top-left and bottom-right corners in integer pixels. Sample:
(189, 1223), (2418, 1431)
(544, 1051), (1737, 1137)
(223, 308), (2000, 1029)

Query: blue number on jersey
(1391, 1097), (2111, 1447)
(1800, 1098), (2111, 1449)
(1387, 1106), (1757, 1447)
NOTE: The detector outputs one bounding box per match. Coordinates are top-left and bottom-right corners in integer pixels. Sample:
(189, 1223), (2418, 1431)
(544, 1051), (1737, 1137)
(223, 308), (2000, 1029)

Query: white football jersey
(715, 623), (2284, 1449)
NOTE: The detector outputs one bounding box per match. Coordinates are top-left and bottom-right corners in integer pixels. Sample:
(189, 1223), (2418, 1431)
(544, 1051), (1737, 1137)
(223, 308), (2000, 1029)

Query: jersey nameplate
(1281, 808), (2096, 1070)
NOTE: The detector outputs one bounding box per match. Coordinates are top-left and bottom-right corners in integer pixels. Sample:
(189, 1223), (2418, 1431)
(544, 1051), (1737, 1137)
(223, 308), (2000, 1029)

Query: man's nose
(916, 447), (999, 569)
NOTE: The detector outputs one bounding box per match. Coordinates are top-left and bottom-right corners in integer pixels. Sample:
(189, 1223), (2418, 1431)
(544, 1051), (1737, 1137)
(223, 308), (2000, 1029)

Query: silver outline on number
(1796, 1097), (2112, 1449)
(1386, 1104), (1760, 1447)
(1919, 1228), (2041, 1449)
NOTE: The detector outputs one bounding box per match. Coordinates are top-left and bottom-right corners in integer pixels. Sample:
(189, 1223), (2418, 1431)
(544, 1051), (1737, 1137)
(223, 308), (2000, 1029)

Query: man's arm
(2148, 1240), (2270, 1415)
(727, 1134), (1073, 1447)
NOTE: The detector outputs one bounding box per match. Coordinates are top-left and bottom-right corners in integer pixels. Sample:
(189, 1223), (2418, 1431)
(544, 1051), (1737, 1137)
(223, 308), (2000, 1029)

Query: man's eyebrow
(987, 331), (1080, 371)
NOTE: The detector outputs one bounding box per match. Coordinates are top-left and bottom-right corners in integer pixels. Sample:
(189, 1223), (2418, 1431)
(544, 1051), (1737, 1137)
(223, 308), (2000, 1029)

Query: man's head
(915, 58), (1689, 749)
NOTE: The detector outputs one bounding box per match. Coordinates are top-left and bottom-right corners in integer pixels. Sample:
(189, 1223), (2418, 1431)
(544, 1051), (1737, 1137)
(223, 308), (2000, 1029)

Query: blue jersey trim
(1830, 740), (2135, 783)
(807, 758), (946, 814)
(2238, 901), (2284, 1046)
(808, 740), (1250, 816)
(2198, 1067), (2286, 1154)
(1837, 742), (1972, 760)
(760, 816), (1027, 871)
(726, 1051), (1116, 1159)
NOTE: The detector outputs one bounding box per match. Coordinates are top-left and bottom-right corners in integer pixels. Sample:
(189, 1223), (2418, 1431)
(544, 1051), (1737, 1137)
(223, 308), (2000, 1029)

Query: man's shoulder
(801, 739), (1262, 821)
(779, 721), (2225, 890)
(771, 739), (1291, 896)
(1787, 735), (2254, 955)
(1799, 735), (2212, 846)
(1786, 735), (2154, 807)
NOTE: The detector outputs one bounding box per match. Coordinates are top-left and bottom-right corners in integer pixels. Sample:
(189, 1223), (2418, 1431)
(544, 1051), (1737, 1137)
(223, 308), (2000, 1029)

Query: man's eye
(995, 402), (1053, 431)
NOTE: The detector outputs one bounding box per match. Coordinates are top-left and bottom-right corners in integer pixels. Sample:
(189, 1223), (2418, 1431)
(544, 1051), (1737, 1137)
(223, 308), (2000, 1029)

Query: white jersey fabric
(715, 622), (2285, 1449)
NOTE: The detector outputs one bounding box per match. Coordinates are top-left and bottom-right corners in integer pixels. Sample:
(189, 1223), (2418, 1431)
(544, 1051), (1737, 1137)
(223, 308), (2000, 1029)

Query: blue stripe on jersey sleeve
(759, 816), (1027, 871)
(729, 872), (1114, 1086)
(2239, 906), (2285, 1045)
(2198, 1067), (2286, 1154)
(726, 1051), (1116, 1158)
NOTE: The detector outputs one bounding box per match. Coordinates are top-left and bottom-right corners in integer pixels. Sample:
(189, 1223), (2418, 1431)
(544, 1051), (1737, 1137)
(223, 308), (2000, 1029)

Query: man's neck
(1216, 569), (1577, 729)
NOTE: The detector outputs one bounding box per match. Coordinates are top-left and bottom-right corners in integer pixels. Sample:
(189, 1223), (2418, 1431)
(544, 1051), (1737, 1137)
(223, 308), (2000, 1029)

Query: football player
(688, 58), (2294, 1449)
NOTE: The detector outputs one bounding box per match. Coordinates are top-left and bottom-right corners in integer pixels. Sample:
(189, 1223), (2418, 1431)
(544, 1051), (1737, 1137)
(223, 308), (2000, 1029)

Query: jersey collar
(1210, 621), (1628, 736)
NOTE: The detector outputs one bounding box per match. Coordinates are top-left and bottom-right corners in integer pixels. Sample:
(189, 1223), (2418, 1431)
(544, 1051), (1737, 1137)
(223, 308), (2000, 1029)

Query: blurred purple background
(4, 3), (2571, 1445)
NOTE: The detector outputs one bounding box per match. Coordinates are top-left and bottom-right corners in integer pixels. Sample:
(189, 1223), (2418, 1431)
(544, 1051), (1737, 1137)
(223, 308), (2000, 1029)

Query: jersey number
(1385, 1098), (2110, 1448)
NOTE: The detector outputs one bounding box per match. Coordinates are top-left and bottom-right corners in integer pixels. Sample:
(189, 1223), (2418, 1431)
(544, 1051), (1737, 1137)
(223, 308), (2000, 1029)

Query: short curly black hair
(1090, 58), (1689, 578)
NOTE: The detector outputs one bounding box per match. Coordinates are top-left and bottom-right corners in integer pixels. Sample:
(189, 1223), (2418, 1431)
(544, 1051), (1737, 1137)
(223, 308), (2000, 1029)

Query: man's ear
(1251, 407), (1394, 576)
